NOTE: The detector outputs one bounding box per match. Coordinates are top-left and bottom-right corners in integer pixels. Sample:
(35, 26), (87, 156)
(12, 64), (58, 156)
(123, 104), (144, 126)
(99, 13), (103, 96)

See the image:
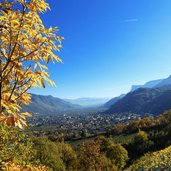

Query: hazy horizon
(29, 74), (170, 99)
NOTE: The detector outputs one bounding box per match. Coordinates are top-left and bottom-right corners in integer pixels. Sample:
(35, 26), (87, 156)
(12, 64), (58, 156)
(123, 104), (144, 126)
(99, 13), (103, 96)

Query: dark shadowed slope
(107, 85), (171, 115)
(104, 94), (125, 108)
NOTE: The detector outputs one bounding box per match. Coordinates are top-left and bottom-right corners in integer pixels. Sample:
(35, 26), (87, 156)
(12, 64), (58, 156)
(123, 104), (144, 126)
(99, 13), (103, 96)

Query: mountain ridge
(131, 79), (164, 92)
(107, 85), (171, 115)
(105, 74), (171, 109)
(22, 93), (82, 115)
(131, 75), (171, 92)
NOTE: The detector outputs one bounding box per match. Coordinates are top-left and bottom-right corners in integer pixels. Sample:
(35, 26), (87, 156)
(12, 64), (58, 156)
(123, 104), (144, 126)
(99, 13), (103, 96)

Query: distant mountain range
(23, 74), (171, 116)
(22, 94), (81, 115)
(105, 75), (171, 115)
(64, 97), (110, 107)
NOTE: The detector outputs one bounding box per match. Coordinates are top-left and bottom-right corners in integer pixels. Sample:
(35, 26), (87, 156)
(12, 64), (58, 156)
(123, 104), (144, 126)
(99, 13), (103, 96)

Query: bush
(0, 124), (37, 168)
(134, 130), (148, 144)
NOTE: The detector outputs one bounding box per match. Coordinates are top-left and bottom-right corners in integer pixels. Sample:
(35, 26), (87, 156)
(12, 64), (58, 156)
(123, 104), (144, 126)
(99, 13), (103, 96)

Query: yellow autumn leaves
(127, 145), (171, 170)
(0, 0), (63, 128)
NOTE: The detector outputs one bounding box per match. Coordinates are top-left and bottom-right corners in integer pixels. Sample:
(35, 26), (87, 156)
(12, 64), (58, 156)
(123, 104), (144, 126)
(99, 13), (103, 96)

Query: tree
(109, 123), (126, 135)
(0, 124), (38, 169)
(134, 130), (148, 144)
(77, 140), (116, 171)
(0, 0), (63, 128)
(159, 110), (171, 125)
(96, 136), (128, 170)
(33, 137), (66, 171)
(106, 143), (128, 170)
(56, 142), (77, 171)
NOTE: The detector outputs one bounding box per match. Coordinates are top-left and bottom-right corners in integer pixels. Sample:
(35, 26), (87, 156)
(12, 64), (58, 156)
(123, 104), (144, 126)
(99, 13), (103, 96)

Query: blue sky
(30, 0), (171, 98)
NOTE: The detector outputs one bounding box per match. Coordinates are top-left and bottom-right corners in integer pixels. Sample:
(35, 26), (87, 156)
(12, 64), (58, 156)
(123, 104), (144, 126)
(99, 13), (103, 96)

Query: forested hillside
(1, 110), (171, 170)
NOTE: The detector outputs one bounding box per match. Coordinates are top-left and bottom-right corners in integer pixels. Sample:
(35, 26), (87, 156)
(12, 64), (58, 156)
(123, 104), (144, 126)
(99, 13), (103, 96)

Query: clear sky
(30, 0), (171, 99)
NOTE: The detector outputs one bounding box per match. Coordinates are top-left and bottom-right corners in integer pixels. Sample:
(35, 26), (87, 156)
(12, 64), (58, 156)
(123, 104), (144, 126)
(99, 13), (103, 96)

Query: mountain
(131, 79), (163, 91)
(64, 97), (110, 107)
(107, 85), (171, 115)
(131, 75), (171, 92)
(104, 94), (125, 108)
(22, 94), (81, 114)
(105, 75), (170, 109)
(155, 75), (171, 87)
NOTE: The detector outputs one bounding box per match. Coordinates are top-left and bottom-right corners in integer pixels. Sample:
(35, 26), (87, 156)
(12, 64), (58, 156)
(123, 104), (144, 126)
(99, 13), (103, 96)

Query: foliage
(127, 145), (171, 170)
(109, 123), (126, 135)
(4, 163), (49, 171)
(77, 140), (117, 171)
(159, 110), (171, 125)
(33, 137), (78, 171)
(33, 137), (65, 171)
(26, 111), (171, 170)
(134, 130), (148, 144)
(112, 134), (135, 144)
(109, 116), (159, 136)
(2, 110), (171, 170)
(0, 0), (63, 127)
(96, 136), (128, 170)
(96, 135), (113, 151)
(56, 142), (77, 171)
(0, 124), (41, 170)
(106, 143), (128, 169)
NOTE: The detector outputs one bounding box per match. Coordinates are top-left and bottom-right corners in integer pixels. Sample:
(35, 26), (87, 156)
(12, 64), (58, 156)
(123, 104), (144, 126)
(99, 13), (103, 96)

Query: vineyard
(127, 145), (171, 170)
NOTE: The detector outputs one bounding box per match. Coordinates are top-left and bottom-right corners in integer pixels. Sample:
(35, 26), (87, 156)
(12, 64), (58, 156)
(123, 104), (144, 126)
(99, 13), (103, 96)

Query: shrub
(134, 130), (148, 144)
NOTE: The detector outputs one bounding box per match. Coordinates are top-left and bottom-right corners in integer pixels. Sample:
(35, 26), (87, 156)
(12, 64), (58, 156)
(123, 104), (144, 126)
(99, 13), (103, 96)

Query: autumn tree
(134, 130), (148, 144)
(77, 140), (117, 171)
(56, 142), (77, 171)
(105, 143), (128, 170)
(33, 137), (66, 171)
(0, 0), (63, 127)
(96, 136), (128, 170)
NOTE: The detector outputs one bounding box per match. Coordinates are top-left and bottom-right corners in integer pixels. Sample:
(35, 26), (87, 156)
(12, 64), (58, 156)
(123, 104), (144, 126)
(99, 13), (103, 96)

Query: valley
(1, 0), (171, 170)
(27, 112), (141, 139)
(24, 74), (171, 141)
